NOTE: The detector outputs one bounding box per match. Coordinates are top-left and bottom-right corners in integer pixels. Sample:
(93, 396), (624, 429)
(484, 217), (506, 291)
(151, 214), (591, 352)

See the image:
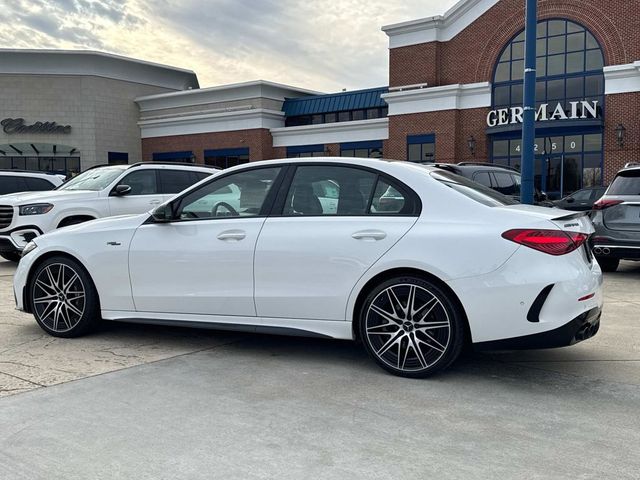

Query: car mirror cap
(151, 204), (173, 222)
(113, 184), (132, 196)
(566, 197), (575, 203)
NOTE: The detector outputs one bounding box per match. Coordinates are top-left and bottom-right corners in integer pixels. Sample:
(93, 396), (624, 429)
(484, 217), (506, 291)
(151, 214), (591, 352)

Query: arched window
(490, 19), (605, 197)
(493, 19), (604, 109)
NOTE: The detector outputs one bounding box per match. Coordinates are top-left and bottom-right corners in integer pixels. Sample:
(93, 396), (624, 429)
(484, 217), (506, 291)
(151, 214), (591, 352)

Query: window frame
(269, 162), (421, 218)
(114, 169), (160, 196)
(154, 165), (288, 224)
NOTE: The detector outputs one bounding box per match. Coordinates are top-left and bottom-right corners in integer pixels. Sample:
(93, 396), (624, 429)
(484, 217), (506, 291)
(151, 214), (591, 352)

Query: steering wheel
(212, 201), (239, 217)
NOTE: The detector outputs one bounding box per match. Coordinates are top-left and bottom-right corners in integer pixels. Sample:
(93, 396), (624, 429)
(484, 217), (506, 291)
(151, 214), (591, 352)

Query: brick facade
(141, 128), (282, 164)
(387, 0), (639, 182)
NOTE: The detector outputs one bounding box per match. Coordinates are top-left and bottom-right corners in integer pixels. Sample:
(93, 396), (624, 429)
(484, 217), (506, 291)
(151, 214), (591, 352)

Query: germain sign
(486, 100), (600, 127)
(1, 118), (72, 134)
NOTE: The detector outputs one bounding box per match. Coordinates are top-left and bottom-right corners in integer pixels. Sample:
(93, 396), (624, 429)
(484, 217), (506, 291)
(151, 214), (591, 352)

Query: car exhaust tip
(603, 248), (611, 255)
(593, 247), (602, 255)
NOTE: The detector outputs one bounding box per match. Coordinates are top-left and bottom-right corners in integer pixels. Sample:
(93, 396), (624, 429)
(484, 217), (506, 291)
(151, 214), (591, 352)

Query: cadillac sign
(487, 100), (600, 127)
(1, 118), (72, 134)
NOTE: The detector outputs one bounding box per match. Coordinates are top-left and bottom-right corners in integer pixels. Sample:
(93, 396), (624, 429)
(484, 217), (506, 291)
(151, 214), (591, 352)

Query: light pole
(520, 0), (537, 204)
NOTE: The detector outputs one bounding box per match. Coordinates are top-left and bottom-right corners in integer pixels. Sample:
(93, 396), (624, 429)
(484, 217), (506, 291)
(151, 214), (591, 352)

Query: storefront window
(407, 134), (436, 163)
(491, 19), (605, 197)
(204, 148), (249, 169)
(340, 141), (383, 159)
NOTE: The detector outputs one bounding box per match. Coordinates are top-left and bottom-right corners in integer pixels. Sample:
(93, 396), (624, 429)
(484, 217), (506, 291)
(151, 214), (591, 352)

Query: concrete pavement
(0, 260), (639, 479)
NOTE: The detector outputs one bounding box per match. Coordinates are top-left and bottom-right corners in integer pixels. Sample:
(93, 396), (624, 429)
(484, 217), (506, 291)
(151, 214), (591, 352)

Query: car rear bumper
(448, 244), (603, 345)
(473, 306), (601, 351)
(592, 244), (640, 260)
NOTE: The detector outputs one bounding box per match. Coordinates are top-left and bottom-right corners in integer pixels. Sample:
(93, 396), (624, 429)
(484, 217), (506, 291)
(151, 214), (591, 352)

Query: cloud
(0, 0), (458, 91)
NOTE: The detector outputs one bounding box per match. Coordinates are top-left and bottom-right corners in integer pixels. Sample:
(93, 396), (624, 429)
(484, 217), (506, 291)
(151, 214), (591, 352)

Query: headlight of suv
(21, 241), (37, 257)
(19, 203), (54, 216)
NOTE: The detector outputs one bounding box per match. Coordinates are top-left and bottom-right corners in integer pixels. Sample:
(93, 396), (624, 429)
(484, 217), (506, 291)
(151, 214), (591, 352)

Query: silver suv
(590, 163), (640, 272)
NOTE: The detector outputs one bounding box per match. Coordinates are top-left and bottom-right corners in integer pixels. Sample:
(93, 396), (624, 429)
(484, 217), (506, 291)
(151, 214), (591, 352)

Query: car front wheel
(29, 256), (101, 337)
(359, 276), (465, 378)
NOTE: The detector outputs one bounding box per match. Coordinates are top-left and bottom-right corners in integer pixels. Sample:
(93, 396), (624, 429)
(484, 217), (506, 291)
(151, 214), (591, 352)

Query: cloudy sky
(0, 0), (459, 92)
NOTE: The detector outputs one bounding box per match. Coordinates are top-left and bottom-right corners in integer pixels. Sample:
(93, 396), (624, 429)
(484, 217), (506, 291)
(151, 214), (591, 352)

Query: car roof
(0, 169), (62, 178)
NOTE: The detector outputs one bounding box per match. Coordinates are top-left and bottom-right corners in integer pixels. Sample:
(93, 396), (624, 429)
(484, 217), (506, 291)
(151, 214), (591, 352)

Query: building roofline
(382, 0), (500, 46)
(0, 48), (199, 90)
(135, 79), (322, 102)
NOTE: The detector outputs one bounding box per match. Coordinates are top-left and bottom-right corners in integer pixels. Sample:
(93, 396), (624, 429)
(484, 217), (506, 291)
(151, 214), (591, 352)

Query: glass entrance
(492, 132), (603, 199)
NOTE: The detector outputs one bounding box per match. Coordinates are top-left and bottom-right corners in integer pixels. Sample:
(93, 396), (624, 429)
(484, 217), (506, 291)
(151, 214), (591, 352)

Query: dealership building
(1, 0), (638, 198)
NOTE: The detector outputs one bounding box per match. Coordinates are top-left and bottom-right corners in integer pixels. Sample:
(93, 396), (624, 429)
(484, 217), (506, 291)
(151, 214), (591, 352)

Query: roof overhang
(382, 0), (500, 47)
(0, 49), (199, 90)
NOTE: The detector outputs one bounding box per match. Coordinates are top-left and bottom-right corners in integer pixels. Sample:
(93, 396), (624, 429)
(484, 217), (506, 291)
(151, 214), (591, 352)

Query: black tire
(0, 252), (22, 262)
(359, 276), (465, 378)
(29, 256), (101, 338)
(596, 257), (619, 272)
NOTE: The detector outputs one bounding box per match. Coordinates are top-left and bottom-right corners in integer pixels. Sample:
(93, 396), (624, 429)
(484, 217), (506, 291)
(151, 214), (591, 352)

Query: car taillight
(502, 229), (588, 256)
(593, 199), (623, 210)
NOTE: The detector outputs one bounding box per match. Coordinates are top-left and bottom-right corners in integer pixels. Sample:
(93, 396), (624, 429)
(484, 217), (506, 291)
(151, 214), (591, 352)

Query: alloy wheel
(365, 283), (451, 372)
(32, 263), (86, 333)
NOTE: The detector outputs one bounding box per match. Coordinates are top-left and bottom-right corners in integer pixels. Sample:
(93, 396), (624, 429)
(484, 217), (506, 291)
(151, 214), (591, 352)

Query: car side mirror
(151, 204), (174, 223)
(113, 184), (132, 196)
(566, 197), (575, 204)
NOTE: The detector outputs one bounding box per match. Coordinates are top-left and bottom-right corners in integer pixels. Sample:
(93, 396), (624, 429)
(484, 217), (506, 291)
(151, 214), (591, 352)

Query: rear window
(430, 170), (518, 207)
(608, 170), (640, 195)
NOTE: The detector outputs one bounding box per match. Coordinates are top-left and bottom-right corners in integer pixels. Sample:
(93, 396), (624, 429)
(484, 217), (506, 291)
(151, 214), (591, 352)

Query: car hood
(0, 190), (101, 204)
(34, 213), (148, 247)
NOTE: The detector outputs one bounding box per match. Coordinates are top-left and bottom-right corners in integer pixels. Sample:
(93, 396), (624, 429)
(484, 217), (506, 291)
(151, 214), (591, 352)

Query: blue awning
(286, 144), (324, 155)
(152, 151), (192, 161)
(204, 148), (249, 157)
(340, 140), (383, 150)
(283, 87), (388, 117)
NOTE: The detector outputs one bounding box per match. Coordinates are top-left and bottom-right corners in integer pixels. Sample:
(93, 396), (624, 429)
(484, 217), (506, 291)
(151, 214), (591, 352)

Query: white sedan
(13, 158), (603, 378)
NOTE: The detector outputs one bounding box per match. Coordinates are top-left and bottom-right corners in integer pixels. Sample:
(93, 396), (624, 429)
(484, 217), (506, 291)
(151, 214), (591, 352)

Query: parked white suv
(0, 162), (216, 261)
(0, 170), (64, 194)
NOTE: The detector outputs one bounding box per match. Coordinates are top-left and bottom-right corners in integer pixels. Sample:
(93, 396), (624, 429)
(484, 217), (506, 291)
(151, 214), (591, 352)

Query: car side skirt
(101, 310), (354, 340)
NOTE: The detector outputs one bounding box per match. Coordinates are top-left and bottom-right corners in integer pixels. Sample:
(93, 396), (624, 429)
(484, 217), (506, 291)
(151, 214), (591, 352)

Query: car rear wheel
(359, 276), (465, 378)
(29, 256), (100, 338)
(596, 257), (619, 272)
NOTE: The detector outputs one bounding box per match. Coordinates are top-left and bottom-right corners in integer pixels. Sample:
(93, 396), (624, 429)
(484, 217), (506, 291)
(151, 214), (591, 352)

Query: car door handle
(352, 230), (387, 241)
(149, 199), (161, 205)
(217, 230), (246, 241)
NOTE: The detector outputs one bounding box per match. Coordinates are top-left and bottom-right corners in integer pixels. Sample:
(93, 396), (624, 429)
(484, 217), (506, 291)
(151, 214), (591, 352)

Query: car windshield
(58, 167), (125, 191)
(607, 170), (640, 195)
(430, 169), (519, 207)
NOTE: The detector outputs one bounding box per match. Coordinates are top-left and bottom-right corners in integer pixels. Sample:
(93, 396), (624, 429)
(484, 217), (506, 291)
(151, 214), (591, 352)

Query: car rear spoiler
(551, 211), (591, 222)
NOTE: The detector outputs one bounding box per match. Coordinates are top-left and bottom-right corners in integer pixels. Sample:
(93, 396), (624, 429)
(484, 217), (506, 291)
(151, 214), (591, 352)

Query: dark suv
(590, 164), (640, 272)
(433, 162), (551, 205)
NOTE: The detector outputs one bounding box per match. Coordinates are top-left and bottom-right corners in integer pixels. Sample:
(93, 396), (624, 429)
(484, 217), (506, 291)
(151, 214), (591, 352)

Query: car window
(370, 179), (407, 214)
(571, 189), (592, 201)
(159, 170), (196, 194)
(194, 172), (212, 182)
(592, 187), (607, 200)
(0, 176), (26, 194)
(118, 170), (158, 195)
(24, 177), (56, 191)
(179, 167), (280, 220)
(492, 172), (518, 195)
(283, 166), (377, 216)
(59, 166), (125, 191)
(472, 172), (493, 188)
(607, 171), (640, 195)
(431, 170), (518, 207)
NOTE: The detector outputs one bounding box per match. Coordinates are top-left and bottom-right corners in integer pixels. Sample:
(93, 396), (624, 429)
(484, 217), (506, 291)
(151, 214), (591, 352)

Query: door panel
(254, 216), (417, 320)
(129, 218), (265, 315)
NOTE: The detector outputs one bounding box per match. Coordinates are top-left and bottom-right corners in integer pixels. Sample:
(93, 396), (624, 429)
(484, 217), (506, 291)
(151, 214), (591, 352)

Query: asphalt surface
(1, 259), (639, 479)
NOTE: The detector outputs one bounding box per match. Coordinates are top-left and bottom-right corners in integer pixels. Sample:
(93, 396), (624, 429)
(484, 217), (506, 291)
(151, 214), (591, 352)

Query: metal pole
(520, 0), (537, 204)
